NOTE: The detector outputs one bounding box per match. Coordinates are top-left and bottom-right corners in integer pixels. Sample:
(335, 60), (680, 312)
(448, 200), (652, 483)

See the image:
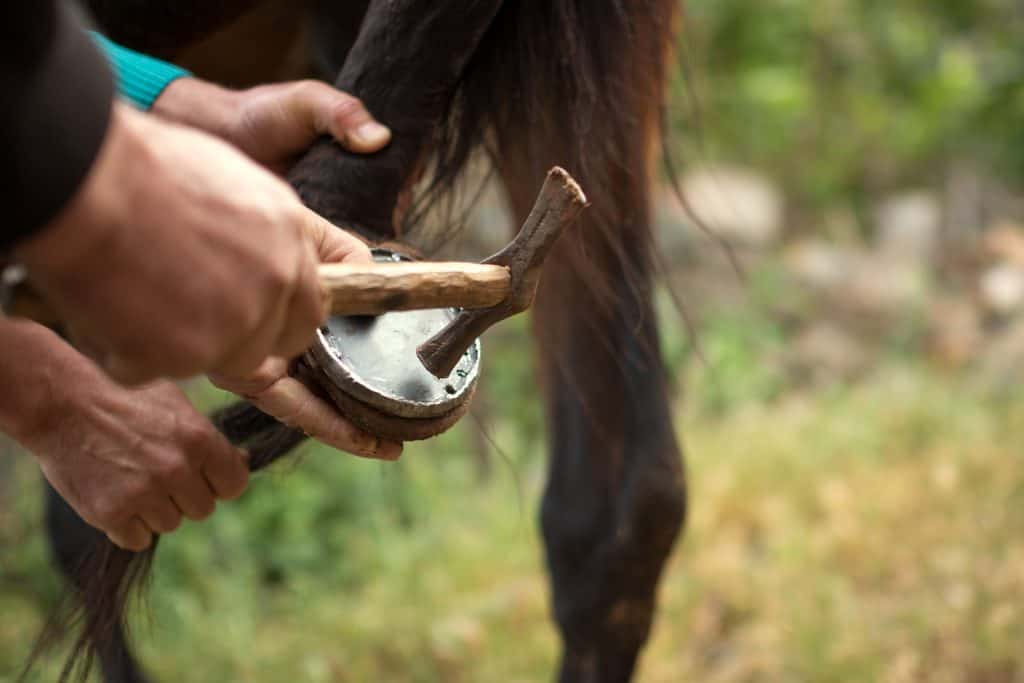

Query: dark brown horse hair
(28, 1), (685, 679)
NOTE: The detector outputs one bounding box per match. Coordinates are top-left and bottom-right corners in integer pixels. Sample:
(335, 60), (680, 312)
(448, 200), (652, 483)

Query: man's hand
(2, 76), (400, 554)
(0, 319), (248, 552)
(16, 102), (365, 385)
(151, 78), (392, 172)
(210, 215), (403, 462)
(151, 76), (402, 459)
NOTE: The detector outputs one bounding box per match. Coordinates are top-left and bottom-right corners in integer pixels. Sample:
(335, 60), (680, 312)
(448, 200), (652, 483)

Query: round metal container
(308, 249), (481, 421)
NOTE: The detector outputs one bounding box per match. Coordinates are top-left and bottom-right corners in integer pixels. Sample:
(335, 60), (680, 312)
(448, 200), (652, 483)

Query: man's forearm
(0, 319), (74, 444)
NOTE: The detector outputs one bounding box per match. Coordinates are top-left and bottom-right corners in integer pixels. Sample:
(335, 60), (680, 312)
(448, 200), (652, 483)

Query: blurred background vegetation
(4, 1), (1024, 681)
(678, 0), (1024, 215)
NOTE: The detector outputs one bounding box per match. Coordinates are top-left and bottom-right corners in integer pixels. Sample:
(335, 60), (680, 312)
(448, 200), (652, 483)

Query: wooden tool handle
(3, 261), (513, 325)
(319, 261), (511, 315)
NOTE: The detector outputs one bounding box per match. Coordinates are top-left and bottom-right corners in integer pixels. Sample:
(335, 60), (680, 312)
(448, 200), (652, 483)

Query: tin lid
(309, 250), (481, 420)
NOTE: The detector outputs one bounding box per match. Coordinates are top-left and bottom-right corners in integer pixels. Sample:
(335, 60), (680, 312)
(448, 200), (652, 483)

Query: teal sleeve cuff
(90, 33), (191, 111)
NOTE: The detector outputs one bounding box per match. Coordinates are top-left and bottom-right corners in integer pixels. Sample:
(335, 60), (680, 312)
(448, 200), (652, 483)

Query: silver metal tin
(308, 249), (481, 420)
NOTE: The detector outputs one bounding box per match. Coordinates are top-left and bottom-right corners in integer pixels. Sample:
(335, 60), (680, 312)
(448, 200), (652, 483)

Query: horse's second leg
(538, 299), (686, 683)
(44, 482), (151, 683)
(494, 34), (686, 675)
(527, 221), (686, 683)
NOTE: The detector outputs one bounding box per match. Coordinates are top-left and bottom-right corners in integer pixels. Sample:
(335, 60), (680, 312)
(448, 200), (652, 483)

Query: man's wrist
(0, 320), (68, 444)
(151, 78), (240, 146)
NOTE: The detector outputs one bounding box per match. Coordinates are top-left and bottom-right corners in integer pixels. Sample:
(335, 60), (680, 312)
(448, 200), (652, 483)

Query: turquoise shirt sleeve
(90, 33), (192, 111)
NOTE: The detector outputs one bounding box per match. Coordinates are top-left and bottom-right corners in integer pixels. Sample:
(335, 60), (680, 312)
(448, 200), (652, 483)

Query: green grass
(3, 357), (1024, 682)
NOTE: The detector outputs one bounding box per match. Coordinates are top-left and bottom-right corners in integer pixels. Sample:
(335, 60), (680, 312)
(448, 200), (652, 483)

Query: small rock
(979, 319), (1024, 389)
(785, 241), (928, 333)
(679, 166), (784, 248)
(655, 185), (698, 255)
(817, 478), (853, 512)
(875, 191), (943, 262)
(982, 221), (1024, 267)
(987, 603), (1017, 632)
(820, 206), (863, 243)
(845, 255), (928, 321)
(944, 582), (974, 611)
(926, 296), (983, 368)
(430, 614), (484, 663)
(978, 264), (1024, 316)
(931, 461), (960, 493)
(884, 651), (922, 683)
(783, 239), (856, 292)
(786, 322), (869, 386)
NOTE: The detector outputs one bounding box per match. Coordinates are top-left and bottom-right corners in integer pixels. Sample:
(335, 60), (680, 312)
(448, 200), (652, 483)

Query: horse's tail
(23, 401), (305, 683)
(418, 0), (681, 439)
(436, 4), (688, 677)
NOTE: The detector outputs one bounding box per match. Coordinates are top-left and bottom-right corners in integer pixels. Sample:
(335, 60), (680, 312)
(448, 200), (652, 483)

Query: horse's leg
(484, 3), (686, 679)
(497, 156), (686, 683)
(288, 0), (505, 237)
(503, 157), (687, 683)
(44, 482), (151, 683)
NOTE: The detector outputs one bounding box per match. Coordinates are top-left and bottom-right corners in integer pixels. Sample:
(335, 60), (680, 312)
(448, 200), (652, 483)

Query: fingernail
(350, 122), (391, 148)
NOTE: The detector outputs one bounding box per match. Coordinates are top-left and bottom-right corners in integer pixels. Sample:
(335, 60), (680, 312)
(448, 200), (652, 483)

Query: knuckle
(260, 183), (294, 214)
(292, 79), (324, 100)
(178, 418), (217, 457)
(252, 240), (296, 295)
(269, 394), (311, 430)
(267, 256), (296, 292)
(156, 456), (192, 485)
(330, 95), (366, 124)
(126, 479), (155, 507)
(271, 180), (303, 206)
(279, 201), (308, 232)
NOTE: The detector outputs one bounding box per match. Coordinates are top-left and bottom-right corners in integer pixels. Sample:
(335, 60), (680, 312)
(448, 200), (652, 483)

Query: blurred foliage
(659, 264), (791, 418)
(677, 0), (1024, 218)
